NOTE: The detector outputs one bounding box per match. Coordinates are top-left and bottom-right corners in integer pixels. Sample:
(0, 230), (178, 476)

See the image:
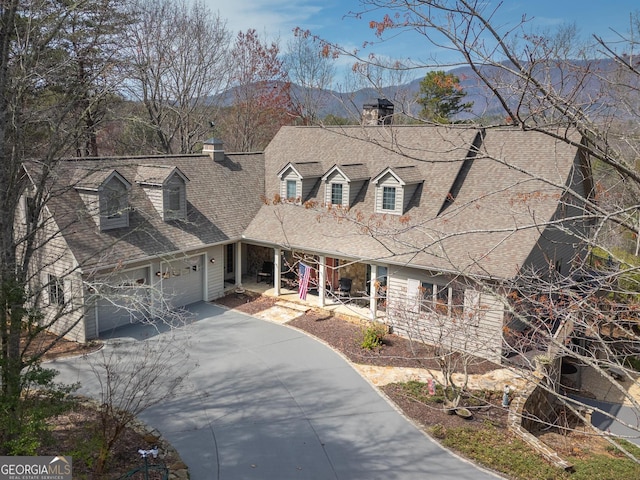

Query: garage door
(160, 256), (203, 308)
(96, 267), (149, 333)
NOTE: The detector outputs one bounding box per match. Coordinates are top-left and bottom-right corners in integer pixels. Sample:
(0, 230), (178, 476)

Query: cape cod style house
(22, 102), (594, 362)
(241, 104), (594, 362)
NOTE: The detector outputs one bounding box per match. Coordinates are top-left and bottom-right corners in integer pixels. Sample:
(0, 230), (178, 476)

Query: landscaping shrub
(360, 322), (387, 350)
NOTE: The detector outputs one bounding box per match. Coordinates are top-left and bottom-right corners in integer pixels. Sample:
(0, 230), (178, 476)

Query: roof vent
(203, 138), (225, 162)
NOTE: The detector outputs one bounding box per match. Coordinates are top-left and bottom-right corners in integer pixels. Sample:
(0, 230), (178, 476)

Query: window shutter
(406, 278), (420, 312)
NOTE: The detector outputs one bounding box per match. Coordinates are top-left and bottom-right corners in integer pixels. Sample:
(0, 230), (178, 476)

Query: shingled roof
(244, 124), (590, 279)
(30, 152), (264, 269)
(135, 165), (189, 186)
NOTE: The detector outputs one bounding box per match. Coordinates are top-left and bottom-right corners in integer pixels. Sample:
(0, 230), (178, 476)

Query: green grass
(399, 380), (640, 480)
(435, 423), (569, 479)
(571, 455), (640, 480)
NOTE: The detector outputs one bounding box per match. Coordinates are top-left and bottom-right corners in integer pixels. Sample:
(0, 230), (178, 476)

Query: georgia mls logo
(0, 456), (72, 480)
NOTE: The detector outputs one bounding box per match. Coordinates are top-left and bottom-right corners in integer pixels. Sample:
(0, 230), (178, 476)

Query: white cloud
(205, 0), (325, 40)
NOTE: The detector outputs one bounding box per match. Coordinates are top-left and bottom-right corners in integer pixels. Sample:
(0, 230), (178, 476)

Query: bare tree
(298, 0), (640, 454)
(0, 0), (106, 453)
(123, 0), (231, 153)
(284, 30), (336, 125)
(387, 278), (492, 410)
(217, 29), (293, 152)
(0, 0), (201, 453)
(85, 333), (191, 474)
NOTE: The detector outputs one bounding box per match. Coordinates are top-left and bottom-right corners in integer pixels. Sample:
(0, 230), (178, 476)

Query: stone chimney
(202, 138), (225, 162)
(362, 99), (394, 125)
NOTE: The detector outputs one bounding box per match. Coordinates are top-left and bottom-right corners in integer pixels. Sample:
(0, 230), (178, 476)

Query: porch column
(235, 241), (242, 286)
(369, 264), (378, 320)
(318, 256), (326, 307)
(273, 247), (281, 296)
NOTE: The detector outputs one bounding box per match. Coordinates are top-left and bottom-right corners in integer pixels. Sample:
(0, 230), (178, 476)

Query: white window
(382, 186), (396, 211)
(164, 175), (186, 220)
(103, 180), (127, 219)
(48, 274), (65, 306)
(420, 282), (465, 317)
(331, 183), (343, 205)
(286, 180), (297, 200)
(25, 196), (37, 225)
(421, 282), (434, 310)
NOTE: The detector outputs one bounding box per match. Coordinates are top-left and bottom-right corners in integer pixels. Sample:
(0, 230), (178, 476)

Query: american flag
(299, 263), (311, 300)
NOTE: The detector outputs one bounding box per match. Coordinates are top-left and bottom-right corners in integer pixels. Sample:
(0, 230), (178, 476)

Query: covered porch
(221, 241), (387, 321)
(225, 272), (384, 322)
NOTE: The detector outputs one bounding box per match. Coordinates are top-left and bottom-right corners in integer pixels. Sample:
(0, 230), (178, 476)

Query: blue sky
(205, 0), (639, 83)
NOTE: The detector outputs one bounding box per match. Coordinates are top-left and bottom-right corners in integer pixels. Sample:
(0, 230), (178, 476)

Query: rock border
(76, 397), (189, 480)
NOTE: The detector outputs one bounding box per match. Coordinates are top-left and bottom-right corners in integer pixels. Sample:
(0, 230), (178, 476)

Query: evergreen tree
(416, 70), (473, 123)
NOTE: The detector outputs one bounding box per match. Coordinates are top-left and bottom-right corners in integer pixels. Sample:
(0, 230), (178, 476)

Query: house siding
(385, 267), (504, 362)
(41, 271), (87, 343)
(207, 244), (225, 299)
(143, 185), (164, 217)
(99, 177), (129, 230)
(28, 201), (88, 342)
(100, 211), (129, 230)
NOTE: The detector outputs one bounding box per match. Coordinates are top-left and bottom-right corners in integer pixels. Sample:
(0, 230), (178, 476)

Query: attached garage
(96, 266), (150, 334)
(93, 256), (205, 335)
(159, 255), (204, 308)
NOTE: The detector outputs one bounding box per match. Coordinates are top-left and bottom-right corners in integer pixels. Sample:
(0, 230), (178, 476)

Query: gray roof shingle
(245, 125), (589, 279)
(32, 152), (264, 269)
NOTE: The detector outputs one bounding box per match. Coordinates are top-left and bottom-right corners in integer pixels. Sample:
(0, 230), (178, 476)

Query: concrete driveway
(51, 302), (501, 480)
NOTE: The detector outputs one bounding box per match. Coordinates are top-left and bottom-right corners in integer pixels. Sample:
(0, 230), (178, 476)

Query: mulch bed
(30, 291), (614, 476)
(214, 292), (507, 432)
(40, 401), (184, 479)
(215, 290), (498, 373)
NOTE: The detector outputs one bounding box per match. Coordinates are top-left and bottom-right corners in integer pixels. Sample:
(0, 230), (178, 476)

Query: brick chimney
(202, 138), (225, 162)
(362, 99), (394, 125)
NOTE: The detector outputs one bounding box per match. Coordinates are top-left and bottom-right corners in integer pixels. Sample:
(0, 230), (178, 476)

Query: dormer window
(372, 165), (422, 215)
(286, 179), (297, 200)
(331, 183), (344, 205)
(382, 186), (396, 211)
(136, 165), (189, 221)
(75, 169), (131, 231)
(321, 163), (369, 208)
(164, 175), (187, 220)
(104, 181), (126, 219)
(100, 176), (130, 228)
(277, 162), (323, 203)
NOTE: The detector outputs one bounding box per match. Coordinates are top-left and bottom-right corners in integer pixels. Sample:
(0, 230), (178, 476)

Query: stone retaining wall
(508, 379), (574, 472)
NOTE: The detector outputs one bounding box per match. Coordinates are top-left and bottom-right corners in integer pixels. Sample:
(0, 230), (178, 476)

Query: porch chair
(336, 277), (352, 300)
(256, 261), (274, 285)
